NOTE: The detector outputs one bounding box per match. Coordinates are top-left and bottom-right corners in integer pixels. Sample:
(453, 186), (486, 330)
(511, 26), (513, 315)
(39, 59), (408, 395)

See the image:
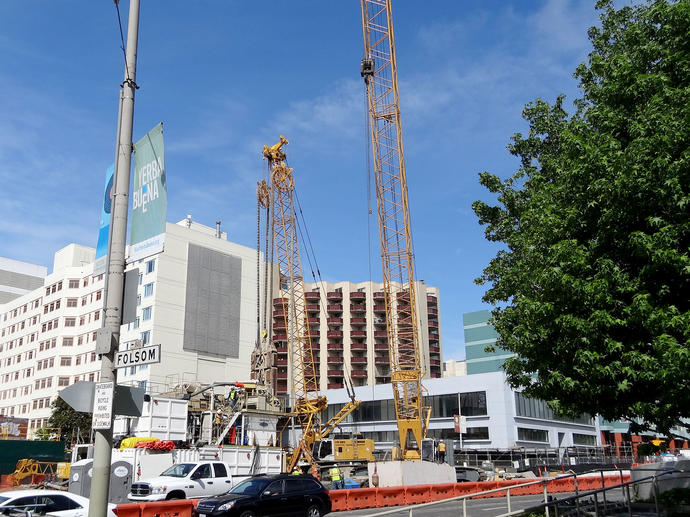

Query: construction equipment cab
(312, 437), (375, 463)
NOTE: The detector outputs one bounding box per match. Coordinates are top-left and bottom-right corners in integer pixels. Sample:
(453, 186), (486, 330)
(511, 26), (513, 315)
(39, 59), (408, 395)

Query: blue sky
(0, 0), (602, 360)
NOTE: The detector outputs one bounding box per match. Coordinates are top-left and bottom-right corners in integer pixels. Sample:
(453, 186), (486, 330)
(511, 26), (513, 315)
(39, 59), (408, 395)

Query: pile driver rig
(257, 137), (361, 476)
(360, 0), (431, 461)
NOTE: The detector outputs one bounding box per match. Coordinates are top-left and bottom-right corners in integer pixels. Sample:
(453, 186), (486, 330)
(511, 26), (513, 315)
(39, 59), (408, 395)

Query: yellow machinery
(360, 0), (431, 461)
(11, 459), (70, 486)
(258, 137), (361, 477)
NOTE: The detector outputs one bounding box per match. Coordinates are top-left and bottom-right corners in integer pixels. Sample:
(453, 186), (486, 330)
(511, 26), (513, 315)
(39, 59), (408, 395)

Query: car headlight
(151, 486), (167, 494)
(217, 501), (235, 511)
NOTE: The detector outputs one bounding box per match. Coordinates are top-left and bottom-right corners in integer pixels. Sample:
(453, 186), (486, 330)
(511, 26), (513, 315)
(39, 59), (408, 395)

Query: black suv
(195, 474), (331, 517)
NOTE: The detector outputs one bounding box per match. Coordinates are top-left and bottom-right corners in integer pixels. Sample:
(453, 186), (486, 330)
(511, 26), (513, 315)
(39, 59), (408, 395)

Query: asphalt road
(327, 491), (626, 517)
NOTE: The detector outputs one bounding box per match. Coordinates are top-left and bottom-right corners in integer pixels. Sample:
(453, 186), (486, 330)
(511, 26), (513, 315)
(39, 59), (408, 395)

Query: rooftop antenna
(186, 214), (192, 228)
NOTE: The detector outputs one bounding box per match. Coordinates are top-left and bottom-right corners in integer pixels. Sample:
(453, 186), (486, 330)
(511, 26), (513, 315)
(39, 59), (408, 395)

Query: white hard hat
(334, 463), (338, 467)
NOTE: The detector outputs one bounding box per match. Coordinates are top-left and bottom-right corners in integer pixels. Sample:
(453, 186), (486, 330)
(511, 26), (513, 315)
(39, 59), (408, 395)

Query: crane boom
(360, 0), (429, 461)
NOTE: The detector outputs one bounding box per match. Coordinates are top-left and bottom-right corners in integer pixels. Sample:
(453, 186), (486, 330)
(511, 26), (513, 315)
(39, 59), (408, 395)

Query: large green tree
(473, 0), (690, 435)
(48, 397), (92, 444)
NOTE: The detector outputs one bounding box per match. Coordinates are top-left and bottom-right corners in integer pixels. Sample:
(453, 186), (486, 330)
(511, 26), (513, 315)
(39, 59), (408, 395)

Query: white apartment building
(0, 257), (47, 304)
(271, 280), (442, 396)
(0, 220), (259, 433)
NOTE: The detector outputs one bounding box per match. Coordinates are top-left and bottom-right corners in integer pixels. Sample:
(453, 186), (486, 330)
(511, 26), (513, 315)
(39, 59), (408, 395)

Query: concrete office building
(0, 219), (259, 433)
(321, 372), (601, 450)
(0, 257), (47, 305)
(271, 280), (442, 396)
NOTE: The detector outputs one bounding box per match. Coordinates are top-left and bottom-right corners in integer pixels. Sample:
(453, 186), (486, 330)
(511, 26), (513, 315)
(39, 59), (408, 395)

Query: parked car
(195, 474), (331, 517)
(0, 490), (116, 517)
(128, 461), (234, 501)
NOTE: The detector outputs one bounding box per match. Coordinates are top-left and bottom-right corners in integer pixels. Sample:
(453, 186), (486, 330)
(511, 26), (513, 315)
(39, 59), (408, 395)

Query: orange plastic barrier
(329, 490), (348, 512)
(114, 503), (143, 517)
(429, 483), (455, 502)
(139, 499), (195, 517)
(377, 486), (405, 507)
(346, 487), (377, 510)
(454, 482), (479, 497)
(0, 474), (14, 488)
(404, 484), (431, 505)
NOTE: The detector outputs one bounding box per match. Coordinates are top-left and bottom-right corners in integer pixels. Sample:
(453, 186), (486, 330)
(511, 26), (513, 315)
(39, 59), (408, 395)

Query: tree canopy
(48, 397), (92, 444)
(473, 0), (690, 435)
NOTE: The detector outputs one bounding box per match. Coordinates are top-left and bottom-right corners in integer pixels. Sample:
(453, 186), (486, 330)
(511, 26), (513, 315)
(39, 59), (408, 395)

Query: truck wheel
(239, 512), (256, 517)
(166, 491), (185, 500)
(306, 505), (322, 517)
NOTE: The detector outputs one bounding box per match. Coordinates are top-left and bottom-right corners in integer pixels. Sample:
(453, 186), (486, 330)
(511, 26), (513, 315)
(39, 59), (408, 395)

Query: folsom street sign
(115, 343), (161, 369)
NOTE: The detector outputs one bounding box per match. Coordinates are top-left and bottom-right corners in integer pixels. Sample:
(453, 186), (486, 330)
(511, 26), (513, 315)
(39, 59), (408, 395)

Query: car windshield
(230, 479), (271, 495)
(160, 464), (196, 477)
(0, 496), (10, 504)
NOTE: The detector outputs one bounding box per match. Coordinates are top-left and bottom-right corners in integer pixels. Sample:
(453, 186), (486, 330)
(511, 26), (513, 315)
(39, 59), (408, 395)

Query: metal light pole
(88, 2), (140, 516)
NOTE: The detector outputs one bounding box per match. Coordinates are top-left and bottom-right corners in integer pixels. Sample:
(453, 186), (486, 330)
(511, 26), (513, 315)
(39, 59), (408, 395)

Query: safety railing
(355, 468), (633, 517)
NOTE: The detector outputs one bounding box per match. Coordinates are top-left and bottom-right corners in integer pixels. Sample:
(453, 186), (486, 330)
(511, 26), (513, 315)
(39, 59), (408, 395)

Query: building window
(146, 259), (155, 274)
(63, 337), (73, 347)
(144, 283), (154, 297)
(573, 433), (597, 446)
(66, 298), (78, 308)
(60, 357), (72, 367)
(133, 317), (140, 330)
(64, 318), (76, 327)
(141, 331), (150, 345)
(57, 377), (69, 387)
(518, 427), (549, 443)
(68, 279), (79, 289)
(514, 392), (592, 425)
(142, 307), (152, 321)
(460, 391), (487, 416)
(462, 427), (490, 440)
(138, 274), (143, 286)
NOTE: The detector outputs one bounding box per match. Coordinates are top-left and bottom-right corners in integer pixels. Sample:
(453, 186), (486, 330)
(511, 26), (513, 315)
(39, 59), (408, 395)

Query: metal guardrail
(356, 468), (686, 517)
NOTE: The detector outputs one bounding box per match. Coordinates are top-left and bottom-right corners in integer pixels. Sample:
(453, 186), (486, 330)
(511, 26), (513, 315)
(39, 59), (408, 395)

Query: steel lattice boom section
(361, 0), (426, 460)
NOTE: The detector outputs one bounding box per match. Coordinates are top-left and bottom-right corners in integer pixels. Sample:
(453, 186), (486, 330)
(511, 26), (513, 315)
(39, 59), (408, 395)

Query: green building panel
(464, 325), (498, 344)
(467, 358), (507, 375)
(463, 309), (491, 326)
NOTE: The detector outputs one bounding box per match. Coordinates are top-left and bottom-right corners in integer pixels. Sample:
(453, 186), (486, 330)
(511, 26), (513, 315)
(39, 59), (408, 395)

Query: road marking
(480, 505), (508, 510)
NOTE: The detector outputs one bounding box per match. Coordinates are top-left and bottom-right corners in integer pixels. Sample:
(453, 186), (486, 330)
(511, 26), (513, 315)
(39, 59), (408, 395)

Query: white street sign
(91, 382), (114, 430)
(115, 344), (161, 369)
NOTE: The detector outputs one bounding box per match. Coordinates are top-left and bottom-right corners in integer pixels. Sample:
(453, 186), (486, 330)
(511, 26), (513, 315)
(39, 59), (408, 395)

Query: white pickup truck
(128, 461), (236, 501)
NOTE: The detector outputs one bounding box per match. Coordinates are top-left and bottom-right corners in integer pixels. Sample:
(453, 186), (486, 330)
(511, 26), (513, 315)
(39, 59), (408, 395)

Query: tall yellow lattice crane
(258, 137), (360, 476)
(360, 0), (431, 461)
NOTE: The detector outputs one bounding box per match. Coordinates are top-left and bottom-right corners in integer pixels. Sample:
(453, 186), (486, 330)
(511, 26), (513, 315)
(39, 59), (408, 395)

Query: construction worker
(292, 466), (301, 476)
(438, 441), (446, 463)
(229, 388), (238, 410)
(329, 464), (343, 489)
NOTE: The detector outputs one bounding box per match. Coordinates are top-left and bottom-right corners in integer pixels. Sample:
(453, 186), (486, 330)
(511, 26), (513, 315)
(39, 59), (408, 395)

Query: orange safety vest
(439, 442), (446, 452)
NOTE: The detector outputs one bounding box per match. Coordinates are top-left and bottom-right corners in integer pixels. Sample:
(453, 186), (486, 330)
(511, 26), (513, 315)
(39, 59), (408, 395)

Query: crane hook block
(361, 58), (374, 78)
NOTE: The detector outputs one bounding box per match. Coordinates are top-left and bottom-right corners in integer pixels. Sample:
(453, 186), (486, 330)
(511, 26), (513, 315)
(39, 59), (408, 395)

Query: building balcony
(351, 369), (367, 378)
(374, 330), (388, 338)
(373, 304), (386, 313)
(430, 372), (441, 378)
(427, 307), (438, 316)
(327, 330), (343, 338)
(350, 317), (366, 326)
(306, 304), (320, 313)
(327, 355), (344, 364)
(328, 343), (343, 350)
(273, 321), (286, 330)
(327, 383), (344, 389)
(327, 304), (343, 313)
(276, 372), (288, 379)
(373, 317), (386, 327)
(374, 343), (388, 350)
(327, 369), (343, 376)
(275, 345), (287, 353)
(396, 304), (411, 312)
(428, 320), (438, 329)
(350, 342), (366, 351)
(375, 354), (389, 364)
(307, 330), (319, 339)
(305, 317), (319, 325)
(350, 331), (367, 339)
(327, 317), (343, 325)
(272, 334), (287, 342)
(427, 295), (437, 305)
(429, 332), (440, 342)
(351, 356), (367, 364)
(274, 358), (288, 366)
(429, 344), (440, 353)
(273, 309), (286, 318)
(350, 291), (366, 300)
(350, 305), (366, 313)
(430, 359), (441, 366)
(396, 291), (410, 300)
(375, 376), (391, 383)
(305, 291), (320, 300)
(273, 297), (287, 306)
(326, 291), (343, 300)
(373, 291), (385, 300)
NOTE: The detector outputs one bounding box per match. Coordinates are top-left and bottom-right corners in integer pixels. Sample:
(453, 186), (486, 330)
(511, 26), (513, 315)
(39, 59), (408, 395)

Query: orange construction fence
(113, 475), (632, 515)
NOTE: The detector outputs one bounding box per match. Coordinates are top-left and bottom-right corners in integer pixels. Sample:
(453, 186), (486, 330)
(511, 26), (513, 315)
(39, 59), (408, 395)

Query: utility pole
(88, 2), (140, 517)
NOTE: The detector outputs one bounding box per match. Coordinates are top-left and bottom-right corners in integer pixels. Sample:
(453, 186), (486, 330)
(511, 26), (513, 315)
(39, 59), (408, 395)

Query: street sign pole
(89, 2), (140, 517)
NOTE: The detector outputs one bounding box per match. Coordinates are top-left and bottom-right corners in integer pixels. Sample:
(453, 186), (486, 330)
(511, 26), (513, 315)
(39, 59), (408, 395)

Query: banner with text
(93, 164), (115, 275)
(129, 123), (167, 262)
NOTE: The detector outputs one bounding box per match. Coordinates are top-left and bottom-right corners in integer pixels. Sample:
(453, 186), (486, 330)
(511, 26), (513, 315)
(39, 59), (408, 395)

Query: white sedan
(0, 489), (116, 517)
